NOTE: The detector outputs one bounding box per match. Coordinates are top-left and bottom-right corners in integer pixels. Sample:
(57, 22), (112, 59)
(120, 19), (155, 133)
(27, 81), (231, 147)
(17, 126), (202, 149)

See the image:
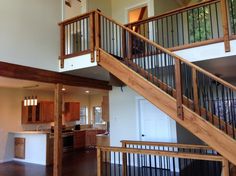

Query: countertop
(9, 131), (50, 134)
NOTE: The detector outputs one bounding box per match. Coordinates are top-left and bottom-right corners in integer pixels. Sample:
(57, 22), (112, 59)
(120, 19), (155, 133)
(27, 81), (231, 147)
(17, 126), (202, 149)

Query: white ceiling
(0, 76), (108, 95)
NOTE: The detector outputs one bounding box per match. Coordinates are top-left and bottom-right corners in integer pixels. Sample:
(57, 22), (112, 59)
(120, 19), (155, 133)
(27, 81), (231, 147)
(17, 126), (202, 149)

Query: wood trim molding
(0, 61), (112, 90)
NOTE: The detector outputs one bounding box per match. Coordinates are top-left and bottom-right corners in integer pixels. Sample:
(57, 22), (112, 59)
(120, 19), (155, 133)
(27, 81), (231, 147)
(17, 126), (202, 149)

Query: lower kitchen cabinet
(85, 130), (106, 148)
(74, 131), (85, 149)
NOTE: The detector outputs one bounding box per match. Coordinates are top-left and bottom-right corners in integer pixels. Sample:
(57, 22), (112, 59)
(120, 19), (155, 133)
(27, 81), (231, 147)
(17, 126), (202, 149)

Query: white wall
(111, 0), (155, 24)
(87, 0), (112, 17)
(109, 86), (139, 146)
(109, 86), (203, 147)
(64, 0), (86, 19)
(154, 0), (181, 15)
(0, 0), (61, 71)
(174, 40), (236, 62)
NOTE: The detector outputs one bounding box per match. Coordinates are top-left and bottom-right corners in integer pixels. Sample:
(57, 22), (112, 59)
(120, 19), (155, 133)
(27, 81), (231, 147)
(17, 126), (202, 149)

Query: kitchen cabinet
(40, 101), (54, 123)
(21, 101), (54, 124)
(85, 130), (105, 148)
(64, 102), (80, 122)
(74, 130), (85, 149)
(14, 137), (25, 159)
(101, 96), (109, 122)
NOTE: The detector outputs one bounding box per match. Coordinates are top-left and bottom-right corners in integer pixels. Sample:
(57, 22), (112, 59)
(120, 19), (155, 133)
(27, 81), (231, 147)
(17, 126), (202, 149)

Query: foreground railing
(126, 0), (235, 52)
(97, 142), (229, 176)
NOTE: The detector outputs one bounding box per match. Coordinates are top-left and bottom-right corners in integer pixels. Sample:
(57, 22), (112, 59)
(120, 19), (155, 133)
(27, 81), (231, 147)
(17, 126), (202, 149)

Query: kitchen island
(10, 131), (53, 165)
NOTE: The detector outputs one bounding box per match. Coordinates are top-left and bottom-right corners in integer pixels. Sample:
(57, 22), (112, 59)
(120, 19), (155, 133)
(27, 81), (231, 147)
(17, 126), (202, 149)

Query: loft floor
(0, 149), (97, 176)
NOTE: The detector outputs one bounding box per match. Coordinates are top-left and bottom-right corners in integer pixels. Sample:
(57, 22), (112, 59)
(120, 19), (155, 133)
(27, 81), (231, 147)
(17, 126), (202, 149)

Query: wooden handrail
(125, 0), (220, 27)
(98, 146), (223, 161)
(120, 140), (214, 150)
(58, 10), (95, 26)
(96, 11), (236, 92)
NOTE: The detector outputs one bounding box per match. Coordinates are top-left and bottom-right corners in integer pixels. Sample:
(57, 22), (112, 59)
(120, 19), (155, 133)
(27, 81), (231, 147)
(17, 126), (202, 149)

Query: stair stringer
(98, 48), (236, 165)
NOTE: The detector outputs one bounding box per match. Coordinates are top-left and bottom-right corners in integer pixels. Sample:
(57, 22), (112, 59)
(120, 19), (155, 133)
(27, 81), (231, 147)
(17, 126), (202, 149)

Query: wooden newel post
(122, 142), (127, 176)
(192, 68), (200, 114)
(222, 158), (230, 176)
(60, 25), (65, 68)
(95, 12), (101, 62)
(175, 59), (183, 120)
(220, 0), (231, 52)
(97, 147), (102, 176)
(89, 12), (95, 62)
(53, 83), (63, 176)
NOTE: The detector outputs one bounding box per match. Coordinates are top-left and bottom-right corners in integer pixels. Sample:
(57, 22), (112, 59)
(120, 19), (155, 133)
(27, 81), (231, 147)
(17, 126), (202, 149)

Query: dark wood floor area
(0, 149), (97, 176)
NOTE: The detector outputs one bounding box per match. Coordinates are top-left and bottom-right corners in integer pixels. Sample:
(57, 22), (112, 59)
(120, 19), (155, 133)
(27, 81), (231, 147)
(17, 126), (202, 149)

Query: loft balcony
(58, 0), (236, 82)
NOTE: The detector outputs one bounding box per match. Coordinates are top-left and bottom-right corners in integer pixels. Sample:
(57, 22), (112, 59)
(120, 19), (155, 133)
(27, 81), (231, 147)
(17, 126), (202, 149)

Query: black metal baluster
(176, 14), (180, 46)
(181, 12), (185, 45)
(215, 3), (220, 38)
(209, 4), (214, 39)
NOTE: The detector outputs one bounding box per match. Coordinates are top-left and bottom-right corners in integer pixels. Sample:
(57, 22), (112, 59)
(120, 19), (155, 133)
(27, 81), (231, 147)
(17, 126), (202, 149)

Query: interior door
(139, 99), (177, 142)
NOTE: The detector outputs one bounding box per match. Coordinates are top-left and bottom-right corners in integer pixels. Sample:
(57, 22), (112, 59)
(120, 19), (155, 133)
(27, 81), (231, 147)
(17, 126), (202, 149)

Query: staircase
(58, 10), (236, 166)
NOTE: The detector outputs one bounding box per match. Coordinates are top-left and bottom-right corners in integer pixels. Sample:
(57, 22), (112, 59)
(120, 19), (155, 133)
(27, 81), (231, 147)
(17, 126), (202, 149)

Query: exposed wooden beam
(0, 61), (112, 90)
(53, 84), (63, 176)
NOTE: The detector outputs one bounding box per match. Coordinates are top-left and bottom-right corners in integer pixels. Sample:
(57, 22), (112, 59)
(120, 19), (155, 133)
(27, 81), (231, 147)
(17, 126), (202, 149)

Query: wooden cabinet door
(21, 102), (36, 124)
(85, 130), (98, 147)
(64, 102), (80, 122)
(101, 96), (109, 122)
(74, 131), (85, 149)
(40, 101), (54, 123)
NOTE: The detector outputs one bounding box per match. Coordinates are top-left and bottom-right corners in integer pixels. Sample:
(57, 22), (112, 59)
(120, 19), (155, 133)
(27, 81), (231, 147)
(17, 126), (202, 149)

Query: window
(93, 106), (105, 124)
(80, 106), (88, 124)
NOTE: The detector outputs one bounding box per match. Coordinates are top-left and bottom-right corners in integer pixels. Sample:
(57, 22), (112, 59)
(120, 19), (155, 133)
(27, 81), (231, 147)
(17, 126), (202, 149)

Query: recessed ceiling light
(85, 90), (90, 94)
(62, 87), (66, 91)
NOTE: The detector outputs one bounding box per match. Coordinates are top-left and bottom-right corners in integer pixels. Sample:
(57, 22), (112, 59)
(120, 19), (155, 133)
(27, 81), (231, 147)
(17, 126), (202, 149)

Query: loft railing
(58, 11), (95, 67)
(97, 142), (229, 176)
(228, 0), (236, 36)
(126, 0), (235, 52)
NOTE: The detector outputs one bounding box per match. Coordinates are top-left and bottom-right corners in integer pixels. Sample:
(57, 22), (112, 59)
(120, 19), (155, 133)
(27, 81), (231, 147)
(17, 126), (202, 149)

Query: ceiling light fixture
(62, 87), (66, 91)
(24, 96), (38, 106)
(85, 90), (90, 94)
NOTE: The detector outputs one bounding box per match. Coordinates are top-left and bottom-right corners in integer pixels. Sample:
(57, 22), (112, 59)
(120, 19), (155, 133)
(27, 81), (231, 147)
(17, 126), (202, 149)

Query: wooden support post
(97, 148), (102, 176)
(175, 59), (183, 120)
(192, 68), (200, 114)
(127, 25), (132, 60)
(53, 83), (63, 176)
(90, 12), (95, 62)
(122, 142), (127, 176)
(95, 12), (101, 62)
(220, 0), (230, 52)
(60, 25), (65, 68)
(222, 158), (230, 176)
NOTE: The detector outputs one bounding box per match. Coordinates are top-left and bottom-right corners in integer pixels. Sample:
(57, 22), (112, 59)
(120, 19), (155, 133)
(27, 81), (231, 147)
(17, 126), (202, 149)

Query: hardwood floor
(0, 149), (97, 176)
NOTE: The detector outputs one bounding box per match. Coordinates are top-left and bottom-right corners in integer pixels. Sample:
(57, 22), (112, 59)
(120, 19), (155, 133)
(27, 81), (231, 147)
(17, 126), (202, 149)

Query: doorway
(138, 99), (177, 142)
(128, 5), (148, 23)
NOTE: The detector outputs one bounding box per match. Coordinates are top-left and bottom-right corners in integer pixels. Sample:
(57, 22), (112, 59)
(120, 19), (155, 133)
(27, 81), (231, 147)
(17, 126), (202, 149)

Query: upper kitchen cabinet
(21, 101), (54, 124)
(40, 101), (54, 123)
(64, 102), (80, 122)
(101, 96), (109, 122)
